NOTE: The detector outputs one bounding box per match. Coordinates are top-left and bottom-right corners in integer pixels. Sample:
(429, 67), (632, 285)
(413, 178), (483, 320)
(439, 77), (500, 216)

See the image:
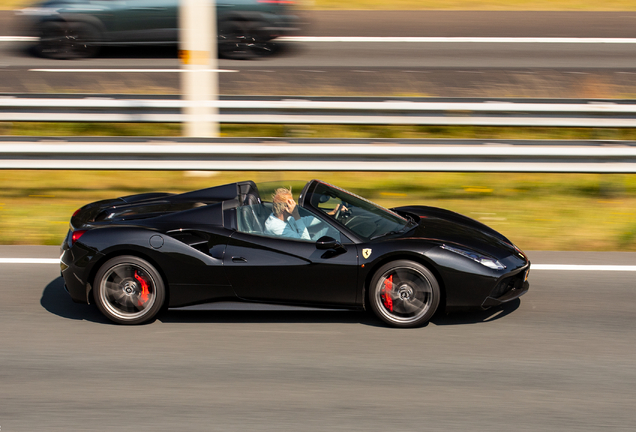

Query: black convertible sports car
(60, 179), (530, 327)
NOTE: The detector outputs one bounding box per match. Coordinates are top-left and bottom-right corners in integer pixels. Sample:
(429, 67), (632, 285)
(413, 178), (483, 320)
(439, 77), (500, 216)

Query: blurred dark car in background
(18, 0), (300, 59)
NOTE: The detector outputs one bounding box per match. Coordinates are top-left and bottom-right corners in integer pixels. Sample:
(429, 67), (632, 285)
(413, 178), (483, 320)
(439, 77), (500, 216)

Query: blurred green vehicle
(18, 0), (300, 59)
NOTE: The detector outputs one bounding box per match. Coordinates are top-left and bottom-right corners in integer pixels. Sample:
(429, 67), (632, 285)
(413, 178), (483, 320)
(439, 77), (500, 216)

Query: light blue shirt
(264, 213), (322, 240)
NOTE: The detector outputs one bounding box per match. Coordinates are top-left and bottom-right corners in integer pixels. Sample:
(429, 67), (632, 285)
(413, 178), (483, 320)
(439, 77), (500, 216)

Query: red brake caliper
(381, 274), (394, 312)
(134, 270), (150, 306)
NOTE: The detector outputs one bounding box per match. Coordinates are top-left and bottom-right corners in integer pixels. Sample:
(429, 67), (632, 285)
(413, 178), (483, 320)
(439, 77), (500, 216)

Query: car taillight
(72, 208), (81, 217)
(71, 230), (87, 245)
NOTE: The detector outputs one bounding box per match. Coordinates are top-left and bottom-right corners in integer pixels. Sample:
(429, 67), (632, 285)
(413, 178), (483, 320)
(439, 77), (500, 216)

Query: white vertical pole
(179, 0), (219, 137)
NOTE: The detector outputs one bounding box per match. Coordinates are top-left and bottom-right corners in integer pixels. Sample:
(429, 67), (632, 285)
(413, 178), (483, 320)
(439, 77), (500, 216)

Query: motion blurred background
(1, 4), (636, 432)
(0, 0), (635, 250)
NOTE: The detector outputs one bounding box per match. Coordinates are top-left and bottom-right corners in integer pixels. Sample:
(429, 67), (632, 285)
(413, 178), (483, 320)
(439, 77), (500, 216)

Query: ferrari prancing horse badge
(362, 248), (372, 259)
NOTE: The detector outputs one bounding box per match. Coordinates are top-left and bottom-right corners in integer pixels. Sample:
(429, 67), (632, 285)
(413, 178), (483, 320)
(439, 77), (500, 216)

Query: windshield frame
(300, 179), (416, 243)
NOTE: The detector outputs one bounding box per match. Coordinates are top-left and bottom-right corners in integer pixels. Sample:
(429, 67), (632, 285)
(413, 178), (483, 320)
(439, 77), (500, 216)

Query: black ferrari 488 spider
(60, 179), (530, 327)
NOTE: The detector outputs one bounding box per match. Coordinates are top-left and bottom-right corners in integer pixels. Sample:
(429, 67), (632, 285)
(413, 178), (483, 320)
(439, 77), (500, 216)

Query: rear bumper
(60, 235), (102, 304)
(60, 247), (89, 304)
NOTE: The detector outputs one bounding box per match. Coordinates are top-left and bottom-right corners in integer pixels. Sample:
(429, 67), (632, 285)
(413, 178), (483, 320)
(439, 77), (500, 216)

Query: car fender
(218, 12), (273, 39)
(357, 238), (507, 311)
(75, 226), (233, 307)
(39, 14), (106, 39)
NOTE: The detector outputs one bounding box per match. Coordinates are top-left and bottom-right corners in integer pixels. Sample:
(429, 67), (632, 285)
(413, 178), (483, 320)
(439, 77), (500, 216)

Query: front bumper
(481, 266), (530, 309)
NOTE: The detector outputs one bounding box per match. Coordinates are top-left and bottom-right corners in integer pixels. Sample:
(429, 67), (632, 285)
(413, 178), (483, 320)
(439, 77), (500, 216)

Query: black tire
(36, 21), (99, 59)
(369, 260), (440, 328)
(218, 20), (275, 60)
(94, 256), (165, 325)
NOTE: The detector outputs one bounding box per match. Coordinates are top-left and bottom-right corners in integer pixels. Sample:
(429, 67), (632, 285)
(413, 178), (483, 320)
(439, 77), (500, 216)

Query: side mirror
(316, 236), (345, 251)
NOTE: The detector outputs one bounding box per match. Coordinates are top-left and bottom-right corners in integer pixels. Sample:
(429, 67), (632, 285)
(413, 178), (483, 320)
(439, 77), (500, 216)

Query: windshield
(307, 181), (414, 241)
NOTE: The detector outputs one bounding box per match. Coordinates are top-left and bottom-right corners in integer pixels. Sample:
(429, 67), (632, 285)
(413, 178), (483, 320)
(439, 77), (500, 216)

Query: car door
(111, 0), (177, 42)
(223, 207), (359, 306)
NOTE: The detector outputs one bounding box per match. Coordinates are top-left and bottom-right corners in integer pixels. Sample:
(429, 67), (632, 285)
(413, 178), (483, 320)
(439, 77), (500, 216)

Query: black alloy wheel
(36, 21), (99, 59)
(94, 256), (165, 325)
(218, 20), (275, 60)
(369, 260), (440, 328)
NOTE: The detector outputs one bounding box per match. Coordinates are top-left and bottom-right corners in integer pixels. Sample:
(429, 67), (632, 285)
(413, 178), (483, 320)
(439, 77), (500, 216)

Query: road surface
(0, 246), (635, 431)
(1, 11), (636, 96)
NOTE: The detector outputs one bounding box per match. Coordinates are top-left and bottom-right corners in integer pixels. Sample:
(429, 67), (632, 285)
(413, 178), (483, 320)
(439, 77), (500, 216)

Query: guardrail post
(179, 0), (219, 137)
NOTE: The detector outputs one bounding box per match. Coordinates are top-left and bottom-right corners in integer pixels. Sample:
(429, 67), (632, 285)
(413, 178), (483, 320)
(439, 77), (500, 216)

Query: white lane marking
(280, 36), (636, 44)
(0, 36), (38, 42)
(29, 69), (238, 73)
(531, 264), (636, 271)
(238, 330), (343, 334)
(0, 258), (59, 264)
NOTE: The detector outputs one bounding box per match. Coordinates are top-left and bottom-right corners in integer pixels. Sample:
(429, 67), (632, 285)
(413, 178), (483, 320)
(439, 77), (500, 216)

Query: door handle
(232, 256), (247, 263)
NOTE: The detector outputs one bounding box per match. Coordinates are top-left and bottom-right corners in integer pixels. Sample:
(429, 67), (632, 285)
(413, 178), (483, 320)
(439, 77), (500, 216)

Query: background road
(1, 246), (635, 431)
(2, 11), (636, 95)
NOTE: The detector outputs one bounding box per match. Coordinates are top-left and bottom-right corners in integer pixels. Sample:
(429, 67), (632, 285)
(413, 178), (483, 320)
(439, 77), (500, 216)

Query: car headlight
(441, 244), (506, 270)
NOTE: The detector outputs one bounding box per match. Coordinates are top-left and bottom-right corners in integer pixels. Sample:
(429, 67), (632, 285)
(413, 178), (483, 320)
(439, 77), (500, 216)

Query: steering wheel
(334, 200), (351, 221)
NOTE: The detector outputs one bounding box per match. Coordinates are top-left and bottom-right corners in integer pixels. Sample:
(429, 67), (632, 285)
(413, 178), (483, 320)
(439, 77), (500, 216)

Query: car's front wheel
(94, 256), (165, 325)
(36, 21), (99, 59)
(369, 260), (440, 328)
(218, 20), (275, 59)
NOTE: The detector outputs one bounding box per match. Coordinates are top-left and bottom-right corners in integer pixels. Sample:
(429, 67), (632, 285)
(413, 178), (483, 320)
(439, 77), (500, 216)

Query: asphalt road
(1, 245), (635, 431)
(2, 11), (636, 96)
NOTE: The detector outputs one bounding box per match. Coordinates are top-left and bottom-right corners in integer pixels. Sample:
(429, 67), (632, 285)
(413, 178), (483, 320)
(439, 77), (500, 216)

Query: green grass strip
(1, 170), (635, 251)
(3, 123), (636, 140)
(1, 123), (635, 250)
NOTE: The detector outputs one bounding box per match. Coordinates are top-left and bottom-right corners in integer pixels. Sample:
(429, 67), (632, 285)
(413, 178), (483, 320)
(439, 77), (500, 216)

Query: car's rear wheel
(369, 260), (440, 328)
(94, 256), (165, 325)
(36, 21), (99, 59)
(218, 20), (274, 59)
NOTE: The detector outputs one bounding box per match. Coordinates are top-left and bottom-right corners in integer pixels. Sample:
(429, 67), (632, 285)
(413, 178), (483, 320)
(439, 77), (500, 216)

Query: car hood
(393, 205), (519, 260)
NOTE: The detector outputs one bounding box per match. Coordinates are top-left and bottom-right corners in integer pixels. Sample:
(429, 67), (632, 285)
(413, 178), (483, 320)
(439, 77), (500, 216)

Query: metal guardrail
(1, 138), (635, 172)
(2, 95), (636, 127)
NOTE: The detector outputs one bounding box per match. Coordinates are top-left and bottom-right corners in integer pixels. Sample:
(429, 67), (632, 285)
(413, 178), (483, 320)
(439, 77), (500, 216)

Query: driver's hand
(286, 198), (301, 220)
(327, 204), (348, 216)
